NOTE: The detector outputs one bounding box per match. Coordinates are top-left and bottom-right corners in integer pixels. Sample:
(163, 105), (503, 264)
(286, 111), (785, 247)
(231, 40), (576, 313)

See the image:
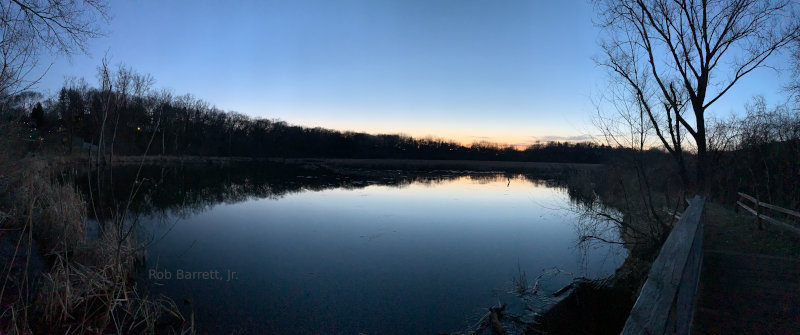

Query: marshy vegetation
(1, 0), (799, 333)
(0, 158), (190, 333)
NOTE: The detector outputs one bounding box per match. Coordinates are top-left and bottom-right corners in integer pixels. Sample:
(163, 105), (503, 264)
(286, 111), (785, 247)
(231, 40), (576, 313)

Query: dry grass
(0, 158), (188, 334)
(703, 201), (800, 257)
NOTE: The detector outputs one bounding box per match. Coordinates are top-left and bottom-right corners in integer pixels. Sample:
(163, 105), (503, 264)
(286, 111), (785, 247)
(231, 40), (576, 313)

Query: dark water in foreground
(81, 163), (625, 334)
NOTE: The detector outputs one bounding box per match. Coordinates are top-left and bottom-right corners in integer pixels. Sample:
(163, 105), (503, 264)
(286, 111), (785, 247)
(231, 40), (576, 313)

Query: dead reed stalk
(1, 158), (186, 334)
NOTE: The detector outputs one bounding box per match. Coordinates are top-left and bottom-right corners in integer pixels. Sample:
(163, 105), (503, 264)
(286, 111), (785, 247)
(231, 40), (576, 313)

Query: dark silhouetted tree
(30, 101), (43, 128)
(595, 0), (800, 193)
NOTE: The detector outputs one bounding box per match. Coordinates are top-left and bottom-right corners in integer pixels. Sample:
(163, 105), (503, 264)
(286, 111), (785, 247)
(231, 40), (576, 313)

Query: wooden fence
(735, 192), (800, 235)
(621, 196), (706, 335)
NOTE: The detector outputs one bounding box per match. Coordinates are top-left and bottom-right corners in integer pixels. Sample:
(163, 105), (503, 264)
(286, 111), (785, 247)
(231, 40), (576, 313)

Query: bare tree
(789, 35), (800, 104)
(595, 0), (800, 192)
(0, 0), (107, 97)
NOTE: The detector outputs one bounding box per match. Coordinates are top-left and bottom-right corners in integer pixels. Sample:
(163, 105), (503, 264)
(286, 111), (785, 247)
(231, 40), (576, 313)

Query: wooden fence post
(754, 196), (763, 230)
(735, 192), (800, 235)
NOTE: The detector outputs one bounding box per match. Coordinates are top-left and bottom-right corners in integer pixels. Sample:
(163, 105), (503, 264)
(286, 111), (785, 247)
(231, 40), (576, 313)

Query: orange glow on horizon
(265, 115), (596, 150)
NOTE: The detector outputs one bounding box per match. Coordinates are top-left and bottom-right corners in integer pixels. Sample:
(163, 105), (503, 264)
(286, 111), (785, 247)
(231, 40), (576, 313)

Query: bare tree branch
(0, 0), (107, 97)
(594, 0), (800, 192)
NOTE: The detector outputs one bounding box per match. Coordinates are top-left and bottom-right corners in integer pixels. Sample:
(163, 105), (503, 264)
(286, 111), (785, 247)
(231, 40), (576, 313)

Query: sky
(36, 0), (793, 147)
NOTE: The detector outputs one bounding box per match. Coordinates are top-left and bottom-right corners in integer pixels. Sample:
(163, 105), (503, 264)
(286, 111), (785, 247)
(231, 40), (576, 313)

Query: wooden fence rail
(621, 196), (705, 335)
(735, 192), (800, 235)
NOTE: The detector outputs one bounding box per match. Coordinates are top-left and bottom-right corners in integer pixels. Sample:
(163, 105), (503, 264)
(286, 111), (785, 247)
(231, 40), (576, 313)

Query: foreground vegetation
(1, 129), (190, 333)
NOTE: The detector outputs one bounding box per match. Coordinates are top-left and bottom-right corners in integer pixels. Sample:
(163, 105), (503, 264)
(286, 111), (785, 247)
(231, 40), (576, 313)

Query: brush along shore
(0, 157), (189, 334)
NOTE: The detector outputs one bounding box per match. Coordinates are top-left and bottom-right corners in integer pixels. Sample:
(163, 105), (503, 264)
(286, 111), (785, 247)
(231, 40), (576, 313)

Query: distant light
(137, 127), (141, 131)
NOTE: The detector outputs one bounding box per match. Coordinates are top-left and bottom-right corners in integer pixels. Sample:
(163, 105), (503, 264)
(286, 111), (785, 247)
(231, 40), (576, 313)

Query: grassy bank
(0, 157), (188, 334)
(522, 159), (687, 334)
(703, 201), (800, 257)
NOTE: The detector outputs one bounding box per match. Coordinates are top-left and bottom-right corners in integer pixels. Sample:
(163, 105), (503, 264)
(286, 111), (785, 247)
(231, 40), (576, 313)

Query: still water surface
(88, 164), (624, 334)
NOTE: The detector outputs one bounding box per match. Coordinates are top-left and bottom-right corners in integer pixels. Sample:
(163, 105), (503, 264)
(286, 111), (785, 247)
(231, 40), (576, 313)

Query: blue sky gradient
(37, 0), (792, 147)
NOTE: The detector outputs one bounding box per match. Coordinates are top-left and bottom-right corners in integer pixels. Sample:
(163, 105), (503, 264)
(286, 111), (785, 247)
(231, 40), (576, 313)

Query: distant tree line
(4, 60), (797, 210)
(1, 64), (624, 164)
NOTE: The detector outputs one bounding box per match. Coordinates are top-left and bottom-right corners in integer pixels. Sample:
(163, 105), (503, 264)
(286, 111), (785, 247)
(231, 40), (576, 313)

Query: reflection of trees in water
(448, 170), (631, 335)
(74, 162), (614, 334)
(80, 162), (358, 219)
(76, 162), (596, 221)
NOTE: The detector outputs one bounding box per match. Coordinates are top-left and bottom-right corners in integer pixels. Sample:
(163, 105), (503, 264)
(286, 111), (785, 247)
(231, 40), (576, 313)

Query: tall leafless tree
(789, 34), (800, 104)
(595, 0), (800, 193)
(0, 0), (107, 98)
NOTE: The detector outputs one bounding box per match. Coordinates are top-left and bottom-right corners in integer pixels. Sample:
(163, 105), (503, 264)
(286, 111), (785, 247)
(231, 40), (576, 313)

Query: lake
(80, 162), (625, 334)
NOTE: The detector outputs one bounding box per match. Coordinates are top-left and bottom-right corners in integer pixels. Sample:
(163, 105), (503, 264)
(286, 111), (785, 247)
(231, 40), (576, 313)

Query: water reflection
(77, 162), (623, 334)
(77, 163), (591, 220)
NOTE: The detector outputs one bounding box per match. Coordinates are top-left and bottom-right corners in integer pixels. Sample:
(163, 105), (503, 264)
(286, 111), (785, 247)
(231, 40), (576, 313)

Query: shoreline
(2, 154), (608, 333)
(32, 153), (603, 171)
